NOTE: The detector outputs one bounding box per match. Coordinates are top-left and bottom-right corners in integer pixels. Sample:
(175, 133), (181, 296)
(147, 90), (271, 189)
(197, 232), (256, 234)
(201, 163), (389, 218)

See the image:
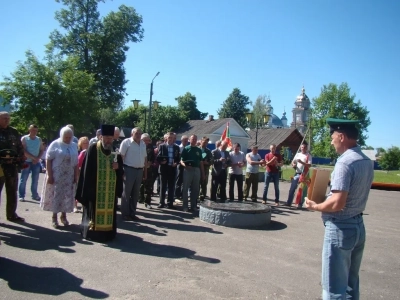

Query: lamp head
(132, 99), (141, 109)
(246, 112), (253, 122)
(153, 100), (160, 110)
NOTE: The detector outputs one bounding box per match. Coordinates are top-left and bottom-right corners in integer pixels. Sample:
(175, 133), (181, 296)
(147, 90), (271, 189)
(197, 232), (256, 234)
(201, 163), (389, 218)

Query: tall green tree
(217, 88), (250, 128)
(98, 107), (118, 125)
(112, 104), (187, 141)
(310, 82), (371, 159)
(249, 94), (269, 128)
(48, 0), (144, 109)
(151, 106), (187, 140)
(376, 147), (386, 157)
(114, 106), (139, 129)
(378, 146), (400, 170)
(175, 92), (207, 120)
(0, 51), (97, 140)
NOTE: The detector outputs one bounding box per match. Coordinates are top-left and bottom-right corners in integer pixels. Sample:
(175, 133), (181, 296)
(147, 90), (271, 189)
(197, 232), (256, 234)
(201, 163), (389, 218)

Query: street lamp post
(147, 71), (160, 136)
(132, 98), (161, 134)
(246, 112), (270, 145)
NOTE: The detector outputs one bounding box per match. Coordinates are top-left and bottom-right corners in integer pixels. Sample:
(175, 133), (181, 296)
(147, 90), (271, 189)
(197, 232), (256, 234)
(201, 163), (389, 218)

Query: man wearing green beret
(305, 118), (373, 300)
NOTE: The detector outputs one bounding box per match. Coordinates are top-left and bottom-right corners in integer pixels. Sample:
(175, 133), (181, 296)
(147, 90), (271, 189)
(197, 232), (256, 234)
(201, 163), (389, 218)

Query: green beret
(326, 118), (359, 135)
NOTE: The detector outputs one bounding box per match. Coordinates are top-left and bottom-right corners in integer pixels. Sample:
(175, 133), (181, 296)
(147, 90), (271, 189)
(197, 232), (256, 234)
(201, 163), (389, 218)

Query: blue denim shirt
(322, 146), (374, 222)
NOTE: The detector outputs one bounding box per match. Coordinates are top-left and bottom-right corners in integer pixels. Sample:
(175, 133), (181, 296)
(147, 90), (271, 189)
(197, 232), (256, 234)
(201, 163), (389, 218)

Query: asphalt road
(0, 173), (399, 300)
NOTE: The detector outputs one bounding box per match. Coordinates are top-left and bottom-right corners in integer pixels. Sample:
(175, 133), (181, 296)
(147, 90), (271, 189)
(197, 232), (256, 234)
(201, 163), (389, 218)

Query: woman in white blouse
(40, 127), (79, 228)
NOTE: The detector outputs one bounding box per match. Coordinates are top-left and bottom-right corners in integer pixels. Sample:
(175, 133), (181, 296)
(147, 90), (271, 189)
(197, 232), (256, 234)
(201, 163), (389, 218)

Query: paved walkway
(1, 173), (399, 299)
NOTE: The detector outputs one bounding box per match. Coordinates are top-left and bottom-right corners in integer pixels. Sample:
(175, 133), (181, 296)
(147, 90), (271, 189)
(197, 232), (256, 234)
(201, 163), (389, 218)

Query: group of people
(0, 110), (374, 299)
(0, 114), (323, 232)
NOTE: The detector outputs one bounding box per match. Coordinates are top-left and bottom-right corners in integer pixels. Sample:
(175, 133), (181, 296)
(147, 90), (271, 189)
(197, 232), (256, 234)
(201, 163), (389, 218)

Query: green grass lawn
(373, 170), (400, 184)
(259, 165), (400, 184)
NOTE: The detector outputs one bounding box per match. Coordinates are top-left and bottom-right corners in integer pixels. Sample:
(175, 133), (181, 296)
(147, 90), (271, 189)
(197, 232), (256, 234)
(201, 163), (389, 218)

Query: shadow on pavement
(118, 219), (167, 237)
(125, 213), (223, 234)
(271, 207), (300, 216)
(216, 220), (287, 231)
(136, 207), (191, 223)
(107, 232), (221, 264)
(265, 220), (287, 231)
(20, 199), (40, 205)
(0, 257), (108, 298)
(138, 205), (202, 220)
(0, 221), (92, 252)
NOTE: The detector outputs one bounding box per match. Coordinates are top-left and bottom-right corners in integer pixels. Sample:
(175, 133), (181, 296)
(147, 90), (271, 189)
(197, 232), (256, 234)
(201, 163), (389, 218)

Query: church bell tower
(290, 86), (310, 135)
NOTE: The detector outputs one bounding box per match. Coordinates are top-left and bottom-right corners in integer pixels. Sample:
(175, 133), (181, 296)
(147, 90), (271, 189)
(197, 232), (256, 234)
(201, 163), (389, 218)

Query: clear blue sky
(1, 0), (399, 149)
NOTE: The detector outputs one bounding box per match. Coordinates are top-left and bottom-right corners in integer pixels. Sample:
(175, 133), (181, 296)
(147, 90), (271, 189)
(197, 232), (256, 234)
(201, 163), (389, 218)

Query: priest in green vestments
(76, 124), (123, 242)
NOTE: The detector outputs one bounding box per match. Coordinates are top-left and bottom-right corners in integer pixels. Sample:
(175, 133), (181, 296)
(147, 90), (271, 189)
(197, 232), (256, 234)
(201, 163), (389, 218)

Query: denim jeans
(322, 215), (365, 300)
(262, 172), (280, 202)
(286, 173), (300, 205)
(18, 161), (41, 198)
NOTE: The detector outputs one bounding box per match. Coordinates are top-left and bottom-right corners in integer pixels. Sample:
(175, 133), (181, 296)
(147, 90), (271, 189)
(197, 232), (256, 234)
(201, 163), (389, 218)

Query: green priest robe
(76, 141), (123, 242)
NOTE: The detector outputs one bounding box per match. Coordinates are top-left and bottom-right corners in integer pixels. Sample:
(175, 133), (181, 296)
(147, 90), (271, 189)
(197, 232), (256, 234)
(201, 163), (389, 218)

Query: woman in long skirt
(40, 127), (79, 228)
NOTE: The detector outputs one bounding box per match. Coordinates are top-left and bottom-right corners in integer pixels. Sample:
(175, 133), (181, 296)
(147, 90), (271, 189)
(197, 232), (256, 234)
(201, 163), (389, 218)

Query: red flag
(220, 122), (233, 150)
(220, 128), (227, 141)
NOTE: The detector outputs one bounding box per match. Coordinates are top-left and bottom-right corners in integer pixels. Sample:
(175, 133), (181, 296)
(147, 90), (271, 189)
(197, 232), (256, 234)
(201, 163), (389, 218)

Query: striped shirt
(322, 146), (374, 222)
(168, 144), (174, 165)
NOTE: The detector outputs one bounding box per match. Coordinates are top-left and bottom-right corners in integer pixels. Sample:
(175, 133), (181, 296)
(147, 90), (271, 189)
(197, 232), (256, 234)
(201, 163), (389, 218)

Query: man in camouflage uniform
(140, 133), (155, 209)
(0, 112), (26, 222)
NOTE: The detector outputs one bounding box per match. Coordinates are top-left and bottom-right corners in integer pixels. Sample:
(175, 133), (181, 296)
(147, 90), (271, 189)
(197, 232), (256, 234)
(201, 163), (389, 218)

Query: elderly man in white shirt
(119, 127), (147, 221)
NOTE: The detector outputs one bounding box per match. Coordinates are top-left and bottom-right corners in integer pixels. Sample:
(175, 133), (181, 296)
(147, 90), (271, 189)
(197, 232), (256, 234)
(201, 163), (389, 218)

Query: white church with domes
(265, 86), (311, 135)
(290, 86), (310, 134)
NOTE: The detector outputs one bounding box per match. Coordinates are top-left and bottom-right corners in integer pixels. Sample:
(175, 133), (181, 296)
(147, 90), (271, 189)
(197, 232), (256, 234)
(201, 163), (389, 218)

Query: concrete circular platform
(199, 200), (271, 228)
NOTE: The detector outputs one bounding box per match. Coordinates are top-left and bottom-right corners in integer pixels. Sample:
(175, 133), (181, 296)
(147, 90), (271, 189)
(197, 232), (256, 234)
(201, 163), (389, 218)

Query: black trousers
(140, 168), (153, 204)
(229, 174), (243, 201)
(160, 166), (176, 206)
(199, 167), (210, 200)
(151, 166), (160, 194)
(174, 165), (184, 198)
(0, 166), (19, 219)
(211, 169), (227, 201)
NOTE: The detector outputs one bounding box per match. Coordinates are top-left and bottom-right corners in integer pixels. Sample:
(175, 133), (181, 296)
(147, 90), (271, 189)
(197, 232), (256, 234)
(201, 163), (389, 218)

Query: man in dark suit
(175, 135), (189, 199)
(157, 132), (180, 209)
(210, 141), (231, 202)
